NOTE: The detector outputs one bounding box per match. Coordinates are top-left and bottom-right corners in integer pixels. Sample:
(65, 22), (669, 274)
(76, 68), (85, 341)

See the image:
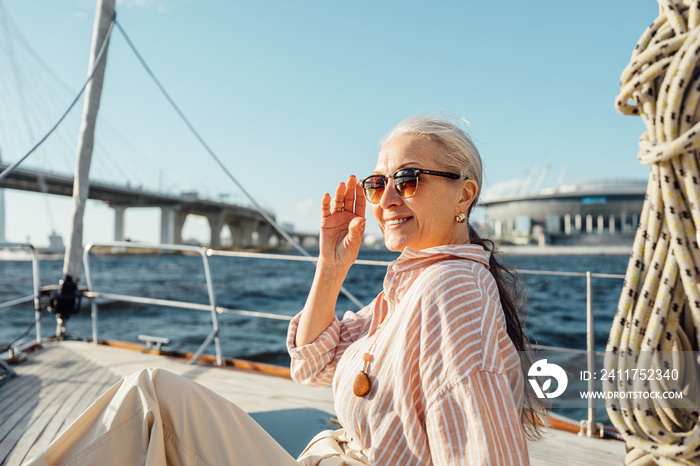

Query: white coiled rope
(605, 1), (700, 465)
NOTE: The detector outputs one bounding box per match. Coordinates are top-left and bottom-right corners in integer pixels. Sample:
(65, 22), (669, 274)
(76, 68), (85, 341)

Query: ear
(455, 179), (479, 215)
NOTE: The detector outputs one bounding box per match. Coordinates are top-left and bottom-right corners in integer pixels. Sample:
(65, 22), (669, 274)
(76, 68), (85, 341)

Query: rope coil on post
(606, 1), (700, 464)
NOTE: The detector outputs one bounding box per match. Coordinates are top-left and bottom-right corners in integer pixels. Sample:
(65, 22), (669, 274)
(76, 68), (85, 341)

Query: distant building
(480, 179), (646, 246)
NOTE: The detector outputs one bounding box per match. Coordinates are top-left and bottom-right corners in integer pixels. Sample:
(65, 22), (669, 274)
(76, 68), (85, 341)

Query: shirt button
(392, 264), (400, 272)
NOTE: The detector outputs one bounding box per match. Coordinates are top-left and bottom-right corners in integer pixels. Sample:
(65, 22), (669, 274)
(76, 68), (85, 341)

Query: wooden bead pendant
(353, 371), (371, 397)
(353, 352), (373, 397)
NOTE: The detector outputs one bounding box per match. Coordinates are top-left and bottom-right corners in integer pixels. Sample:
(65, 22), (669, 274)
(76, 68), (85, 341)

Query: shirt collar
(387, 244), (491, 274)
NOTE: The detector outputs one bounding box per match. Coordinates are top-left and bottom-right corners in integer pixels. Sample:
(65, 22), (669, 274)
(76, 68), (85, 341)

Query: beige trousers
(22, 368), (367, 466)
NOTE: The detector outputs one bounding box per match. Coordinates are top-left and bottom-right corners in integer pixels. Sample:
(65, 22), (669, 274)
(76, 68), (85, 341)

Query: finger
(347, 216), (366, 246)
(333, 182), (346, 212)
(343, 175), (357, 212)
(321, 193), (332, 218)
(354, 182), (366, 218)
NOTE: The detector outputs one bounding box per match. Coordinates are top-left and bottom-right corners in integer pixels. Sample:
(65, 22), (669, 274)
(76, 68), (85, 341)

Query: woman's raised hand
(319, 175), (366, 270)
(296, 176), (365, 346)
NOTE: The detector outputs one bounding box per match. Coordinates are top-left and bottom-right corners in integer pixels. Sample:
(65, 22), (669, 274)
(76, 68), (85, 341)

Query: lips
(385, 217), (411, 226)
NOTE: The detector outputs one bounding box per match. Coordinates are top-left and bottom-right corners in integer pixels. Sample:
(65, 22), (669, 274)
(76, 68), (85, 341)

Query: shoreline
(496, 244), (632, 256)
(0, 243), (635, 260)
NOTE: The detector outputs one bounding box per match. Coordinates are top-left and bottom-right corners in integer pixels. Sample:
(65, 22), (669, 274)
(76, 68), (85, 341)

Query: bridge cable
(0, 17), (116, 183)
(1, 2), (166, 189)
(605, 1), (700, 464)
(113, 20), (365, 310)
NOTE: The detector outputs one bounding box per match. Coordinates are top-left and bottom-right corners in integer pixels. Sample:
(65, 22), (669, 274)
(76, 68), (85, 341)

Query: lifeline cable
(0, 17), (115, 183)
(0, 309), (45, 354)
(605, 1), (700, 464)
(113, 20), (365, 310)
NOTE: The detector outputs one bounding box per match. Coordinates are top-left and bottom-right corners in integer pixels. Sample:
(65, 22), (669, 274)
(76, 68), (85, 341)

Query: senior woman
(289, 114), (541, 465)
(23, 115), (541, 466)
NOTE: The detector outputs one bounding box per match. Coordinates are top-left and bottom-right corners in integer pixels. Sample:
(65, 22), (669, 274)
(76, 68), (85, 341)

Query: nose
(378, 178), (402, 209)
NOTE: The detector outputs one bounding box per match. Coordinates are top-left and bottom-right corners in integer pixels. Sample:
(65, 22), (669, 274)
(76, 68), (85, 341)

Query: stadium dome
(479, 178), (646, 245)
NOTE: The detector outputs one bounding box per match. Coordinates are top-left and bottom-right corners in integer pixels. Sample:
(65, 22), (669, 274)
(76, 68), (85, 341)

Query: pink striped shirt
(287, 244), (528, 465)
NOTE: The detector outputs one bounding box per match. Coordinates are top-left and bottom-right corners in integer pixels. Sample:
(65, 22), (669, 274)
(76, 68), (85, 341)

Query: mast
(52, 0), (115, 338)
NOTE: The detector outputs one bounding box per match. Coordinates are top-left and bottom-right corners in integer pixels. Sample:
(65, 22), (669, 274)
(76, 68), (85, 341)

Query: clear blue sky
(0, 0), (658, 247)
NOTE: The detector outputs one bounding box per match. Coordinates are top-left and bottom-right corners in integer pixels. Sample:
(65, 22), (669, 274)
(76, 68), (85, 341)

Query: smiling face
(371, 134), (476, 252)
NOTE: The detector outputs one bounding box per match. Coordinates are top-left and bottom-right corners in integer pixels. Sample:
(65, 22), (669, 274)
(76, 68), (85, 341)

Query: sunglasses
(359, 168), (465, 204)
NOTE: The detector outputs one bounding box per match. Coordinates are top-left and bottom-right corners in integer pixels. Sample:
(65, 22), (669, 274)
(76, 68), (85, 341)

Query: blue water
(0, 249), (630, 425)
(0, 250), (629, 362)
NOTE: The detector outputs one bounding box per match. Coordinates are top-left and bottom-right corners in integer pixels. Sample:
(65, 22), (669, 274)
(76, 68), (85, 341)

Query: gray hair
(381, 115), (546, 439)
(380, 114), (483, 206)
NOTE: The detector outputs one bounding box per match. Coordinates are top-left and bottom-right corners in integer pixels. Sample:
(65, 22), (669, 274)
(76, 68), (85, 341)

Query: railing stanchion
(29, 245), (42, 346)
(200, 250), (222, 366)
(90, 298), (99, 344)
(83, 244), (99, 344)
(585, 271), (596, 437)
(0, 242), (42, 346)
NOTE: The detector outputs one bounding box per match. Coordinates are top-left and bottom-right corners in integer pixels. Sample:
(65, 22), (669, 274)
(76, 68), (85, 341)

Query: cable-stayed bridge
(0, 5), (323, 250)
(0, 163), (317, 248)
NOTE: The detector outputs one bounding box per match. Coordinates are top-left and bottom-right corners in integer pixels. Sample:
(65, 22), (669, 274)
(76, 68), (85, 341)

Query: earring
(455, 213), (466, 223)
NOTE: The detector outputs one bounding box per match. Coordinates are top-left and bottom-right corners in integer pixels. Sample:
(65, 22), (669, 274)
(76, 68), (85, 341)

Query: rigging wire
(113, 20), (365, 310)
(0, 3), (164, 190)
(4, 18), (61, 233)
(0, 17), (116, 183)
(0, 9), (365, 309)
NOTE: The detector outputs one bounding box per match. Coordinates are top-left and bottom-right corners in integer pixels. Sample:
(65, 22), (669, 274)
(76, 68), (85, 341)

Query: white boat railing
(0, 242), (42, 346)
(82, 241), (223, 366)
(0, 240), (626, 437)
(209, 246), (626, 438)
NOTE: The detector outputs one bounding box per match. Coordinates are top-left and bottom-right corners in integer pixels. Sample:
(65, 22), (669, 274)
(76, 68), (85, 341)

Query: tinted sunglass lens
(362, 176), (386, 203)
(394, 172), (418, 198)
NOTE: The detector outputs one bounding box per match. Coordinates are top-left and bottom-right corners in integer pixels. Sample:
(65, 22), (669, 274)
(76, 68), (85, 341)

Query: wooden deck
(0, 341), (626, 465)
(0, 344), (120, 465)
